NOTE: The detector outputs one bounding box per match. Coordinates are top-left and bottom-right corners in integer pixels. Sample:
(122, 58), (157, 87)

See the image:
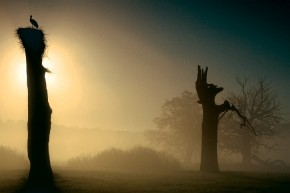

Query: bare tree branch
(218, 100), (257, 136)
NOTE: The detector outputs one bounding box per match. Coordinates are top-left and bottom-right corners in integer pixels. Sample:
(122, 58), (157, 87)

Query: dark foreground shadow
(14, 179), (60, 193)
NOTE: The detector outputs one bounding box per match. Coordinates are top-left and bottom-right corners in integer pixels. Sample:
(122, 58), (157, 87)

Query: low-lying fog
(0, 119), (290, 171)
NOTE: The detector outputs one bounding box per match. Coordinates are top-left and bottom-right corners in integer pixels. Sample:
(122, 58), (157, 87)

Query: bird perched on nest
(30, 15), (39, 28)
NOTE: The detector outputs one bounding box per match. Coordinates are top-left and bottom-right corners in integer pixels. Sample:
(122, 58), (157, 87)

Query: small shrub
(67, 146), (181, 172)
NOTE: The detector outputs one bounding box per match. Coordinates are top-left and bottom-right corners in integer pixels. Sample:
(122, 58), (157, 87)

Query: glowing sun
(17, 57), (56, 86)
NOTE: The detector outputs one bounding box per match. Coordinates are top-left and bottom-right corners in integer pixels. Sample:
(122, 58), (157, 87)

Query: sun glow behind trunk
(17, 57), (56, 87)
(0, 38), (84, 127)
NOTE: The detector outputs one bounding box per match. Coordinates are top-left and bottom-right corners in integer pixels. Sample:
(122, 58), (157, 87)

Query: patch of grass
(1, 170), (290, 193)
(54, 170), (290, 193)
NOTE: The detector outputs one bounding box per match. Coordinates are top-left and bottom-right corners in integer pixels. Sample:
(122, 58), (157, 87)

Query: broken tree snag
(195, 65), (229, 172)
(16, 28), (53, 186)
(196, 65), (255, 172)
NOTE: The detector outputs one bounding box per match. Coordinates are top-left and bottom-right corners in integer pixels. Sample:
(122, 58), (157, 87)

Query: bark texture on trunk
(200, 106), (220, 172)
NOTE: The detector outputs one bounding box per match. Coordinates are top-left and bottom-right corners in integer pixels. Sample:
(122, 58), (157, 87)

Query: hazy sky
(0, 0), (289, 131)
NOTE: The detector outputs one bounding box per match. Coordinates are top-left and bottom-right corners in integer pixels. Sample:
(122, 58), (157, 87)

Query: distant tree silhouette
(146, 91), (202, 166)
(219, 78), (282, 167)
(16, 27), (56, 191)
(196, 65), (254, 172)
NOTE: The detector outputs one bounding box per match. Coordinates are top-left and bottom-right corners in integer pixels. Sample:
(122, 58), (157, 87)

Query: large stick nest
(16, 27), (47, 56)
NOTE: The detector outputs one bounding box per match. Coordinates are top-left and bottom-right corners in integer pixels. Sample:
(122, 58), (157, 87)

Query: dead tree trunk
(195, 65), (256, 172)
(16, 28), (53, 186)
(196, 66), (238, 172)
(241, 129), (252, 167)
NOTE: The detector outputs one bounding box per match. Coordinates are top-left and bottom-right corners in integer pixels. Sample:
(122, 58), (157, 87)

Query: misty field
(1, 169), (290, 193)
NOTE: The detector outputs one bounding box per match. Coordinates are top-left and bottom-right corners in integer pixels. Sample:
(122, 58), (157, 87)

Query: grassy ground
(0, 170), (27, 193)
(1, 169), (290, 193)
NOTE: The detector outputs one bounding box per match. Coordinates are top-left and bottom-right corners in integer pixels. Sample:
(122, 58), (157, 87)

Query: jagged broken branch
(219, 100), (257, 136)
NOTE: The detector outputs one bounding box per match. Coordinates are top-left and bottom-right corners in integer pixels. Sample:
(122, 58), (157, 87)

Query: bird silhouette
(30, 15), (39, 28)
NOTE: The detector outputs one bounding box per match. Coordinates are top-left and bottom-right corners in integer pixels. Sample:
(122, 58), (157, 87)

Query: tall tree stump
(196, 65), (230, 172)
(16, 28), (53, 186)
